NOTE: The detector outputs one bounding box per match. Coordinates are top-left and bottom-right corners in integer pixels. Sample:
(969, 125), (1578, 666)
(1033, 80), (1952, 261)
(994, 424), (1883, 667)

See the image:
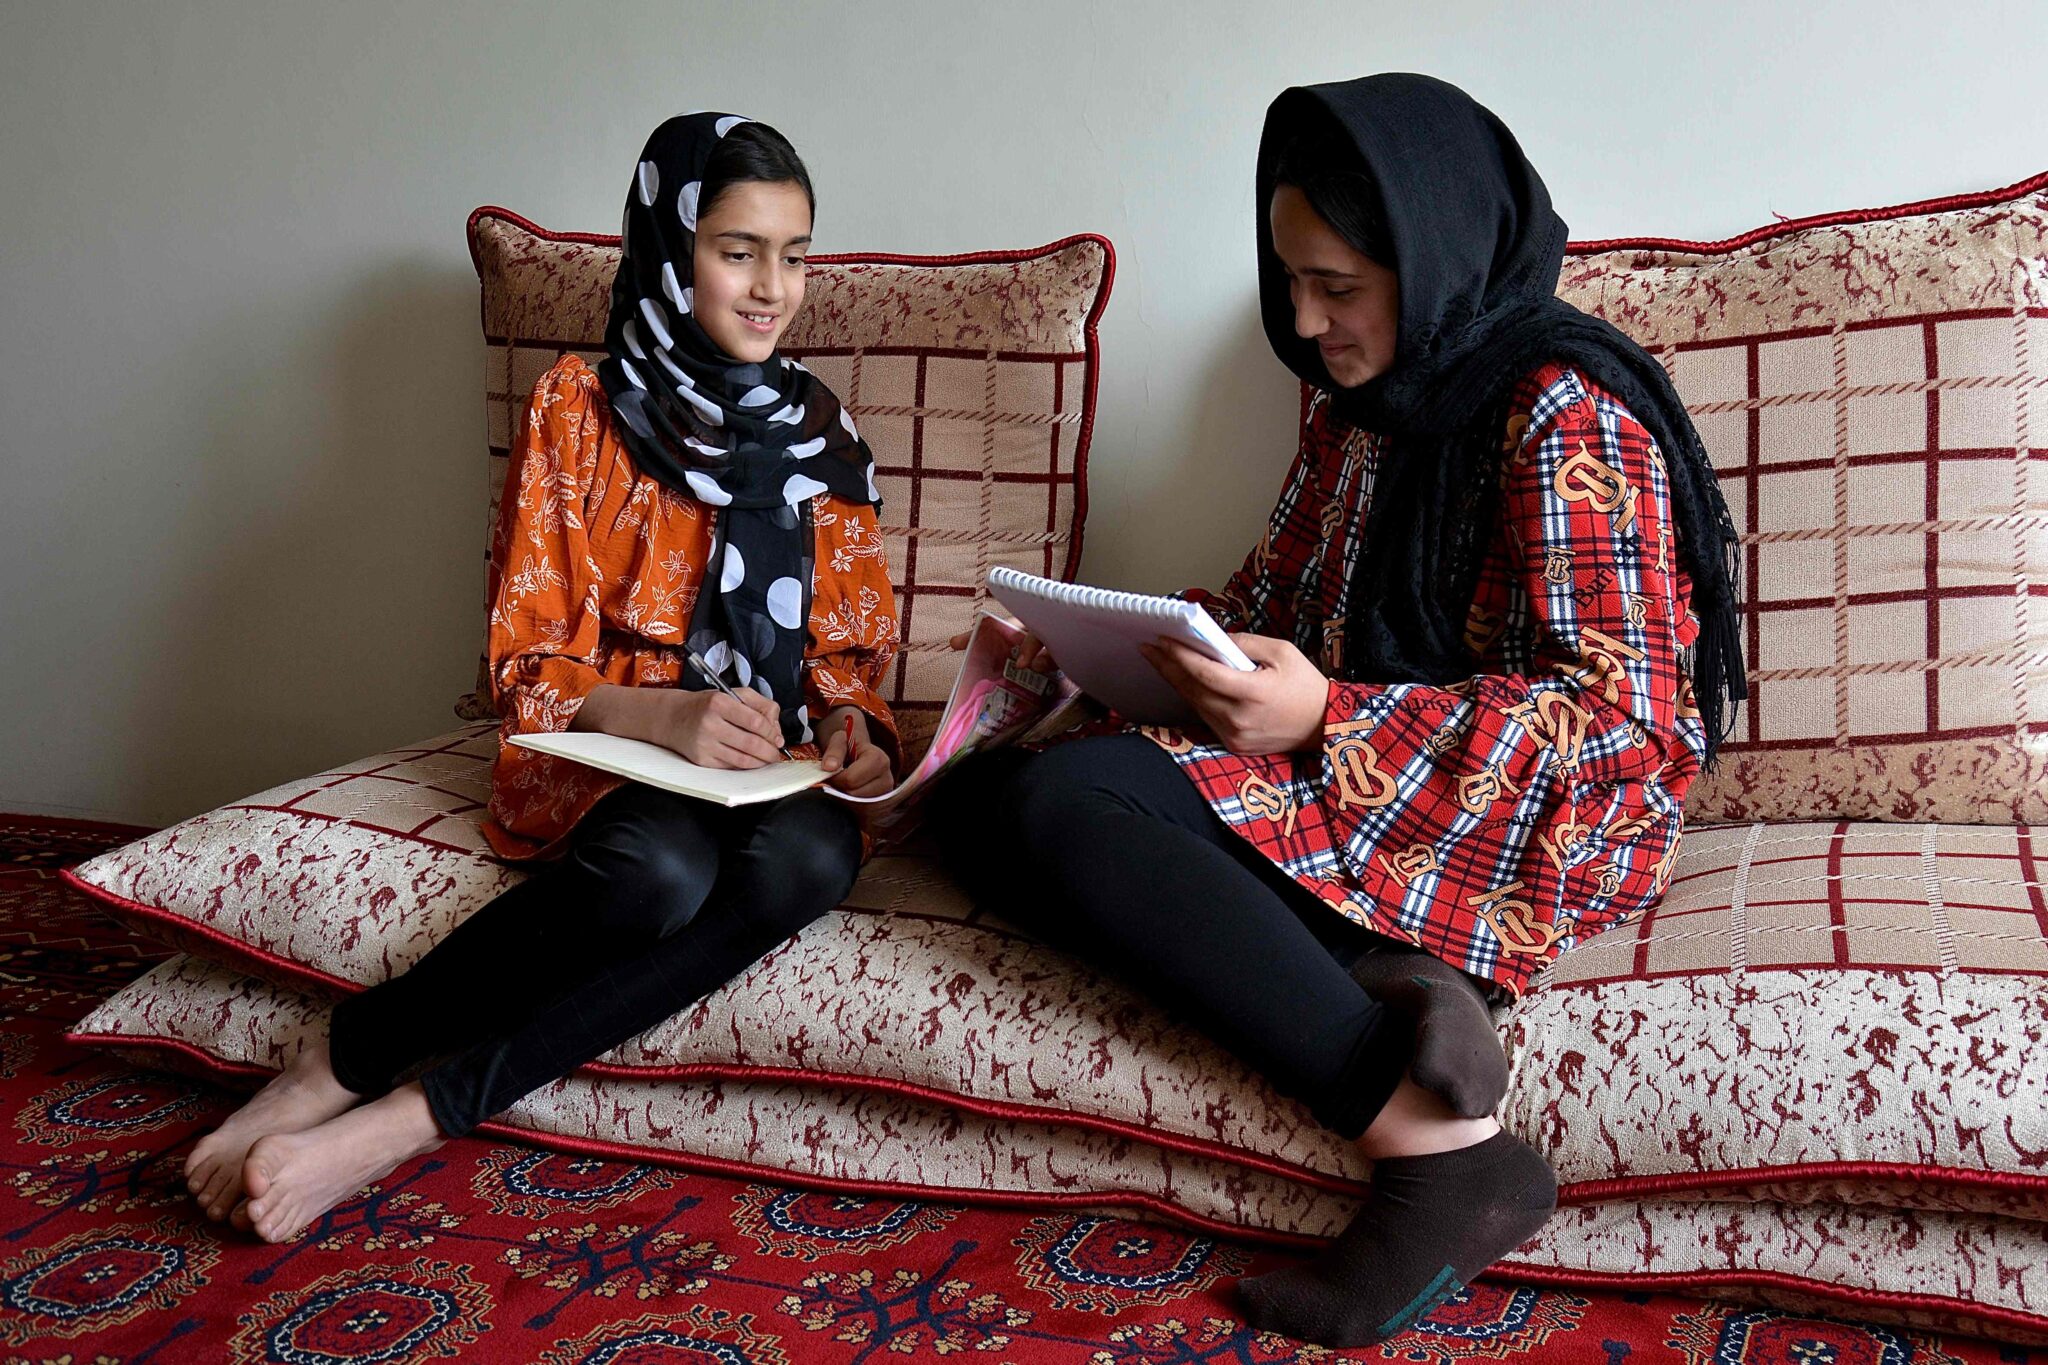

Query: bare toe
(184, 1137), (235, 1215)
(200, 1165), (234, 1214)
(242, 1136), (282, 1204)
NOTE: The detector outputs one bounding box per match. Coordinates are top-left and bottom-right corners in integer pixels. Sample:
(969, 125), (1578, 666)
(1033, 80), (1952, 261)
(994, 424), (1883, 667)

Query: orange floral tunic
(482, 356), (900, 861)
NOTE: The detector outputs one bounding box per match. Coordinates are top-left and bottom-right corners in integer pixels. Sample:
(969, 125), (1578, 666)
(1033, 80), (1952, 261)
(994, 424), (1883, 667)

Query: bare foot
(241, 1083), (443, 1243)
(183, 1038), (359, 1222)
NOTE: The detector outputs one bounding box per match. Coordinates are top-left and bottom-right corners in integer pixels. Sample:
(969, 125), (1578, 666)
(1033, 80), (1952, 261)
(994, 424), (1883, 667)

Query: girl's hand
(654, 688), (787, 769)
(1139, 634), (1329, 755)
(947, 622), (1058, 674)
(820, 706), (895, 797)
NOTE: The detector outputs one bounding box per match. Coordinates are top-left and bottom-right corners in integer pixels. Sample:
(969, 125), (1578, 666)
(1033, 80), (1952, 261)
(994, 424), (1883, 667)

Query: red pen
(843, 713), (858, 764)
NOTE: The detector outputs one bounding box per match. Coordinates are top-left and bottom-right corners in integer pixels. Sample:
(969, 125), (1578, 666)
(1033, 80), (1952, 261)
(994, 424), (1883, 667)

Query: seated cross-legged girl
(181, 112), (901, 1243)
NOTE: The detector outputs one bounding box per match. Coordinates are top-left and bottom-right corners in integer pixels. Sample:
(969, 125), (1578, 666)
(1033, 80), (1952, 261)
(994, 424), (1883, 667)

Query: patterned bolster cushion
(463, 209), (1113, 760)
(60, 725), (2048, 1224)
(1306, 172), (2048, 825)
(72, 952), (2048, 1346)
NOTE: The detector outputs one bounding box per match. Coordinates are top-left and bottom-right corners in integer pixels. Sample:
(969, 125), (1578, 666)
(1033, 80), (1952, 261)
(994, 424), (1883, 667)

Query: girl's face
(1268, 183), (1399, 388)
(690, 179), (813, 364)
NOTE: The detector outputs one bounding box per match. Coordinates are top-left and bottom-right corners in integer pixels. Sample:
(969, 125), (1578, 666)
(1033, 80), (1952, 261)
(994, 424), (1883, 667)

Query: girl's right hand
(656, 688), (787, 768)
(948, 624), (1059, 674)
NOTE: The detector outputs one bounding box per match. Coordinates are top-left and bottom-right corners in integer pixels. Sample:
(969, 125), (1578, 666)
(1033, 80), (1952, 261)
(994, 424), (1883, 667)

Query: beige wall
(4, 0), (2044, 825)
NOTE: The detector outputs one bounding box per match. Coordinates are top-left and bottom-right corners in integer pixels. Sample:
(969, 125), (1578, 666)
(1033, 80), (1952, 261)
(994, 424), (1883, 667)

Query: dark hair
(699, 120), (816, 221)
(1272, 131), (1392, 266)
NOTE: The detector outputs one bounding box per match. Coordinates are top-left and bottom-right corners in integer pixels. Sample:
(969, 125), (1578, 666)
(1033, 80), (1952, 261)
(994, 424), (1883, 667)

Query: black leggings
(328, 784), (862, 1137)
(930, 733), (1407, 1139)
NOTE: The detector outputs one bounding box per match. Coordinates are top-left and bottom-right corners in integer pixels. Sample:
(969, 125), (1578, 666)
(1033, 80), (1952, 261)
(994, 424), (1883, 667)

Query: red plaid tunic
(1152, 362), (1705, 997)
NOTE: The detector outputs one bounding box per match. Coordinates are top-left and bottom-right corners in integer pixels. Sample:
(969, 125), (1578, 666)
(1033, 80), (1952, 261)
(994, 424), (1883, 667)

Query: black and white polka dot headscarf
(597, 112), (880, 747)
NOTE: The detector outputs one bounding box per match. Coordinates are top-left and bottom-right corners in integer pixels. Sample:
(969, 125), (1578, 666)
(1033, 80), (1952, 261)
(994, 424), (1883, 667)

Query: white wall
(5, 0), (2044, 826)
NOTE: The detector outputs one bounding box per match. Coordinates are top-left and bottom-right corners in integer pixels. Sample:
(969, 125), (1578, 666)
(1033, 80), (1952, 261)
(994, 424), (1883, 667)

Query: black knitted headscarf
(1257, 74), (1746, 763)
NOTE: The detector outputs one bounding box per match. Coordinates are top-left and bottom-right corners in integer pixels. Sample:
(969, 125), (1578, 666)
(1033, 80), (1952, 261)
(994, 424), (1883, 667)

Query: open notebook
(508, 613), (1086, 820)
(985, 566), (1252, 726)
(506, 732), (830, 808)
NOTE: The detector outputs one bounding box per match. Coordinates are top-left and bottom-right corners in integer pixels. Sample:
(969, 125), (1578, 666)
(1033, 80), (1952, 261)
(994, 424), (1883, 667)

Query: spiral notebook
(986, 566), (1253, 726)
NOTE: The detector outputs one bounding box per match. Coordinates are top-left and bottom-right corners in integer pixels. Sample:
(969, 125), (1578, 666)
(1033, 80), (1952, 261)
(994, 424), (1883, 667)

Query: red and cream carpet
(0, 813), (2027, 1364)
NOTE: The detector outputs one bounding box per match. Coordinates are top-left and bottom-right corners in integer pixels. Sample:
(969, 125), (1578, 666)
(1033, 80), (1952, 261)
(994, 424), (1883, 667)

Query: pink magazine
(838, 613), (1087, 837)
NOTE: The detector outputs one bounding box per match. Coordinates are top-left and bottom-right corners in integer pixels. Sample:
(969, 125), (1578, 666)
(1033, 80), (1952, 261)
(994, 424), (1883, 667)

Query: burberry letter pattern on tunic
(1157, 362), (1705, 996)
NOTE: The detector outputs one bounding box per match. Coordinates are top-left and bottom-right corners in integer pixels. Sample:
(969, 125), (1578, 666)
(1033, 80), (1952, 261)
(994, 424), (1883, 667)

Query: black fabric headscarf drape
(1255, 74), (1747, 763)
(597, 112), (880, 747)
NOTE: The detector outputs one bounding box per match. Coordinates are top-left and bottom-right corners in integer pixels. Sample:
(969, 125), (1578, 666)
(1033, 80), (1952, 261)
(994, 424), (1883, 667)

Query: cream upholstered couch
(67, 183), (2048, 1344)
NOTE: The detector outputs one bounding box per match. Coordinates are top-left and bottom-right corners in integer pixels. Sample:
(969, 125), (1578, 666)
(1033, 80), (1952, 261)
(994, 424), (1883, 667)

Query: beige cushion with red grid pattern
(1555, 174), (2048, 824)
(459, 210), (1111, 759)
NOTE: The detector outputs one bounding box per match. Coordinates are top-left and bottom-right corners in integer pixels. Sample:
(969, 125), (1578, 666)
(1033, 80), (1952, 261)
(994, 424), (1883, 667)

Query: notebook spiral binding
(987, 566), (1186, 620)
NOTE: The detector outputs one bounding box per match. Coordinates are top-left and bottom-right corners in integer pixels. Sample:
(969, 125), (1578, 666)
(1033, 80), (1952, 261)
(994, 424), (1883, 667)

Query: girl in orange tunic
(181, 114), (901, 1243)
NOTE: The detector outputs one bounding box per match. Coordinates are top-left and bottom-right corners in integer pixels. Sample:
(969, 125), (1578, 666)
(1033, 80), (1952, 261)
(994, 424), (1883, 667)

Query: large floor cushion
(75, 953), (2048, 1346)
(64, 724), (2048, 1231)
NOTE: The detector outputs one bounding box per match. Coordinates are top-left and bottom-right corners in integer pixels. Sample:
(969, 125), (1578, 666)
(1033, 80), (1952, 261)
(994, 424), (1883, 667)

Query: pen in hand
(684, 647), (794, 760)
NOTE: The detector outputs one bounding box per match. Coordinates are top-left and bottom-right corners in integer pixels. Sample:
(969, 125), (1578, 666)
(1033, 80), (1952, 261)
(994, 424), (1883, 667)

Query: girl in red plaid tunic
(936, 75), (1745, 1349)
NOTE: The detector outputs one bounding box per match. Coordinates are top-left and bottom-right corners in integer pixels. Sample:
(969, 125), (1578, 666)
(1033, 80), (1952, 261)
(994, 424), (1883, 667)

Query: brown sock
(1348, 945), (1508, 1118)
(1236, 1129), (1557, 1348)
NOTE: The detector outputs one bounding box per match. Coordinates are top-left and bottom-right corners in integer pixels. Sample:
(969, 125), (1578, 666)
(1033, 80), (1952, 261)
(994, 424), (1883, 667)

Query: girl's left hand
(1139, 634), (1330, 755)
(820, 707), (895, 797)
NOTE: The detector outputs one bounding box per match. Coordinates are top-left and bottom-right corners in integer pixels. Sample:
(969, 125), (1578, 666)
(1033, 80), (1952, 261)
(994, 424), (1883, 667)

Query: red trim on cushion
(464, 204), (622, 265)
(1564, 168), (2048, 255)
(467, 204), (1111, 274)
(464, 206), (1113, 580)
(1559, 1163), (2048, 1206)
(470, 1122), (1329, 1250)
(566, 1066), (2048, 1212)
(571, 1060), (1370, 1197)
(1494, 1260), (2048, 1338)
(59, 868), (361, 995)
(76, 1030), (1329, 1251)
(486, 339), (1093, 363)
(1063, 238), (1111, 579)
(70, 1032), (279, 1081)
(1534, 959), (2048, 993)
